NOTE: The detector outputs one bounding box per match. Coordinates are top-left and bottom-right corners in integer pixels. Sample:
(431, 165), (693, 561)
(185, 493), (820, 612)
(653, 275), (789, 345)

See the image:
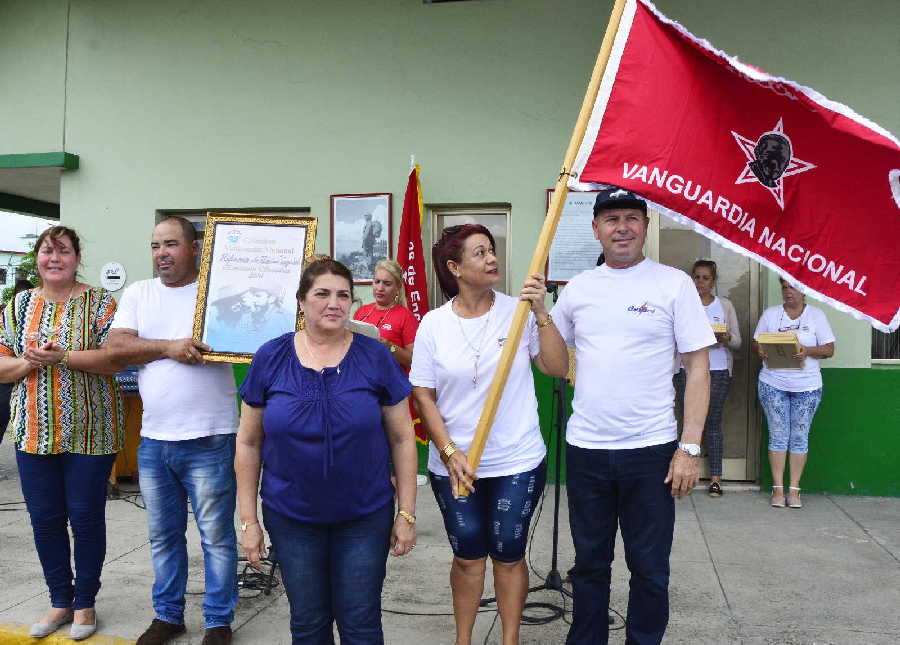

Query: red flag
(397, 165), (429, 443)
(398, 166), (429, 324)
(569, 0), (900, 331)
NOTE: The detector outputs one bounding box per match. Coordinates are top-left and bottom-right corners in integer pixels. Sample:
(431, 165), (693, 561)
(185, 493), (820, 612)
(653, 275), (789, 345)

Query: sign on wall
(99, 262), (127, 292)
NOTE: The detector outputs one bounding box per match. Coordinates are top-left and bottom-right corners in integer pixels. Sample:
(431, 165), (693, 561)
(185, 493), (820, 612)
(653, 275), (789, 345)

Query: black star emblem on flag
(731, 118), (816, 210)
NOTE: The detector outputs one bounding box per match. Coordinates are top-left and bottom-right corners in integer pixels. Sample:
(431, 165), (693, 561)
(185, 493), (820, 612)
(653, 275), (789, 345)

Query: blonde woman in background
(353, 259), (418, 370)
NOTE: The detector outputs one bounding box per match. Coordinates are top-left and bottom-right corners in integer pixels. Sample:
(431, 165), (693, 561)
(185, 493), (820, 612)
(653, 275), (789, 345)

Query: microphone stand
(522, 281), (614, 627)
(479, 281), (614, 627)
(526, 280), (570, 597)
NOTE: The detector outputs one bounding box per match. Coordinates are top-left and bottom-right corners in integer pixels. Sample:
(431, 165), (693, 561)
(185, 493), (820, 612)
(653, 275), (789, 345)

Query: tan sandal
(770, 485), (786, 508)
(787, 487), (802, 508)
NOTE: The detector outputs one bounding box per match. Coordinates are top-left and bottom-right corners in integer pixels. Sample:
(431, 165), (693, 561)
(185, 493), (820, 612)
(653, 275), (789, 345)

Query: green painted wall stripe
(760, 367), (900, 497)
(0, 152), (78, 169)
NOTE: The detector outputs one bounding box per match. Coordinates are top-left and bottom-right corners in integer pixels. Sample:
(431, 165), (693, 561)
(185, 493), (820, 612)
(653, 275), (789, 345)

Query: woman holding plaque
(0, 226), (123, 640)
(673, 259), (741, 497)
(235, 257), (417, 644)
(353, 259), (418, 370)
(410, 224), (568, 645)
(354, 259), (421, 486)
(752, 278), (835, 509)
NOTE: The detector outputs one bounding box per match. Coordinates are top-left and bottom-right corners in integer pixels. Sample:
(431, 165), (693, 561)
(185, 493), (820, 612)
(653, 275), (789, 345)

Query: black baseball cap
(593, 187), (648, 216)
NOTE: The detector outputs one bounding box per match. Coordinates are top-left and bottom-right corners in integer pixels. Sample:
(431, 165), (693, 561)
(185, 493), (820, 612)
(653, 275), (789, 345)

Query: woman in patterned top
(0, 226), (124, 641)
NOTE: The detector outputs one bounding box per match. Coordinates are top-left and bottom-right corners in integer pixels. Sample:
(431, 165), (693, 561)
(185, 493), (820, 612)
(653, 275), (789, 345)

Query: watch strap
(678, 442), (701, 457)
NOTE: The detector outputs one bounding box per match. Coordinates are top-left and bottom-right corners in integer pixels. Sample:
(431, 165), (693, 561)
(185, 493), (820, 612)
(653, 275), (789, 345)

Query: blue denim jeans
(429, 461), (546, 562)
(565, 441), (677, 645)
(137, 434), (238, 628)
(263, 501), (393, 645)
(16, 450), (117, 610)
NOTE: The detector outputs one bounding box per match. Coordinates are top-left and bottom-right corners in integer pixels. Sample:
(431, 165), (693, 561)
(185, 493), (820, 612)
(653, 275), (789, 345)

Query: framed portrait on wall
(193, 212), (318, 364)
(330, 193), (392, 284)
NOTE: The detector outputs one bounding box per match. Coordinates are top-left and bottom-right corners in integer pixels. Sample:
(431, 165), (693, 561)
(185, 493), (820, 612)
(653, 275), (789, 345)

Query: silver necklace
(302, 330), (349, 374)
(778, 305), (805, 332)
(452, 291), (496, 388)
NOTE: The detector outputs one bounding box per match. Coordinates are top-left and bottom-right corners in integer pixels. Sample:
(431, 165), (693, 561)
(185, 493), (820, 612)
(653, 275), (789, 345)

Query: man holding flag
(549, 1), (898, 641)
(552, 187), (714, 644)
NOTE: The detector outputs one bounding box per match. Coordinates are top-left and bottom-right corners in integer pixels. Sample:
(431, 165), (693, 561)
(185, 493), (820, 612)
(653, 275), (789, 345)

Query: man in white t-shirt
(551, 187), (715, 645)
(107, 217), (238, 645)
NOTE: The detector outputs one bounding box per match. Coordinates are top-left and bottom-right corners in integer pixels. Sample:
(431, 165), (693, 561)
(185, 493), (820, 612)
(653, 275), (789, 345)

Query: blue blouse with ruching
(239, 332), (411, 524)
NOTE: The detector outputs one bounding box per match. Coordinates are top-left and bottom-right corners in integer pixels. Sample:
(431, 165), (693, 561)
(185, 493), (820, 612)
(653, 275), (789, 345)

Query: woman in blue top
(235, 258), (417, 644)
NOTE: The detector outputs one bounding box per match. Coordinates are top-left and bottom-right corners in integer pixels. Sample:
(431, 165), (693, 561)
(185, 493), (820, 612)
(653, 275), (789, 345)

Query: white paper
(547, 191), (602, 283)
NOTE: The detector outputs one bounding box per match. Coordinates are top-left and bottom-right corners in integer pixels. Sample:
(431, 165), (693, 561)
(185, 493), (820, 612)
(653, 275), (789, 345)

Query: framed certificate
(193, 212), (318, 364)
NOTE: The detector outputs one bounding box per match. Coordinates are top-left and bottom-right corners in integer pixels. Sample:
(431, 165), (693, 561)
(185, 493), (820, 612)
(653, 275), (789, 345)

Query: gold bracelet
(61, 350), (71, 366)
(397, 510), (416, 524)
(536, 313), (554, 328)
(440, 441), (458, 462)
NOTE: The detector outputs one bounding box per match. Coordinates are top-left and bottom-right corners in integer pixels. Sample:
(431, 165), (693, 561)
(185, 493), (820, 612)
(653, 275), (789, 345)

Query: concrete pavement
(1, 439), (899, 644)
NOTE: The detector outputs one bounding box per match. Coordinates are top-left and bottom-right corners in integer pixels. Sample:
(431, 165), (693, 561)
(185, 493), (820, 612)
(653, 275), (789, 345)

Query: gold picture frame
(193, 212), (318, 364)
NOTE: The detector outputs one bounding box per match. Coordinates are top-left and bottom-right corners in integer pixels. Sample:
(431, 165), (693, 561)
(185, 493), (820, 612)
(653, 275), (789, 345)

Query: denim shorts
(429, 461), (546, 562)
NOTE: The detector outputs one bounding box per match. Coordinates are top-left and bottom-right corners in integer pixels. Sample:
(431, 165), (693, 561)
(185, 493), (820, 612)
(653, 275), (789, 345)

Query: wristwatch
(678, 442), (701, 457)
(389, 343), (399, 353)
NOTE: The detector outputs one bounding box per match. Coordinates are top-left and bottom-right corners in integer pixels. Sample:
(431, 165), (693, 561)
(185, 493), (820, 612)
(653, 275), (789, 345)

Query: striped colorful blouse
(0, 287), (124, 455)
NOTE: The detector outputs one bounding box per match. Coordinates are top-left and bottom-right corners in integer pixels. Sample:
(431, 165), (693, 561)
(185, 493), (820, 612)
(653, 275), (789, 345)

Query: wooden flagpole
(457, 0), (628, 495)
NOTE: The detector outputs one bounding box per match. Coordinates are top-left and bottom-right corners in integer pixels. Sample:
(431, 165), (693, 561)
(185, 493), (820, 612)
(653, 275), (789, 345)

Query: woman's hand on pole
(445, 450), (476, 498)
(519, 273), (548, 315)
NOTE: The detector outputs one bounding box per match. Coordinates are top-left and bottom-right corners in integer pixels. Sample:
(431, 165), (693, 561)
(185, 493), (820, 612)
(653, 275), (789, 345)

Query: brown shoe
(201, 626), (232, 645)
(136, 619), (186, 645)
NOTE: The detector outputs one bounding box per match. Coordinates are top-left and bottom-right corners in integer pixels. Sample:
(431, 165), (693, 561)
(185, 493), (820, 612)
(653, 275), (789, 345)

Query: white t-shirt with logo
(552, 258), (716, 449)
(754, 304), (835, 392)
(111, 278), (238, 440)
(409, 291), (546, 478)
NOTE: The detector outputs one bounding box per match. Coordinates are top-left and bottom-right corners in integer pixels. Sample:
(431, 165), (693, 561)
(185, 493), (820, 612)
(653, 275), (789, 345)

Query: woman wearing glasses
(752, 278), (835, 509)
(410, 224), (568, 645)
(674, 259), (741, 497)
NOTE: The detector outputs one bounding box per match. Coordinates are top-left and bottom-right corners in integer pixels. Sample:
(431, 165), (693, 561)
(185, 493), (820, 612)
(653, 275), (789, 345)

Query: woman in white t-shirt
(674, 259), (741, 498)
(753, 279), (835, 509)
(410, 224), (568, 645)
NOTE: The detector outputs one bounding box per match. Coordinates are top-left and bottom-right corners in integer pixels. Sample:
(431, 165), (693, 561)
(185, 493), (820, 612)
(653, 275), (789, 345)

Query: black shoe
(708, 481), (723, 497)
(201, 626), (232, 645)
(136, 619), (186, 645)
